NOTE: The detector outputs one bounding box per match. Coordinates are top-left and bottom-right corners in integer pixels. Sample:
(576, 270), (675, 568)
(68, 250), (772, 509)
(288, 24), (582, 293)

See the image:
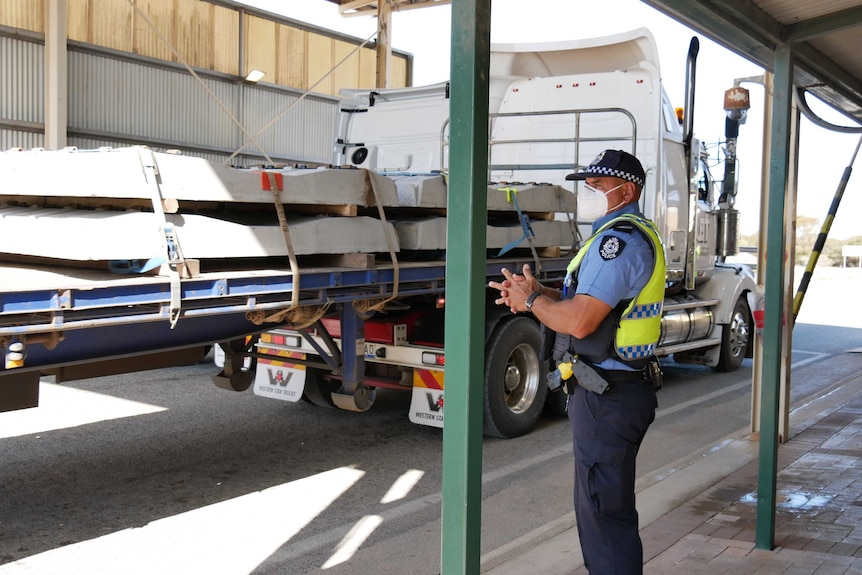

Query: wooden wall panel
(358, 46), (376, 89)
(66, 0), (89, 42)
(392, 54), (408, 88)
(211, 4), (238, 75)
(133, 0), (173, 61)
(0, 0), (405, 93)
(90, 0), (133, 52)
(332, 39), (359, 96)
(276, 24), (306, 90)
(306, 32), (333, 96)
(0, 0), (44, 32)
(244, 14), (275, 81)
(176, 0), (212, 69)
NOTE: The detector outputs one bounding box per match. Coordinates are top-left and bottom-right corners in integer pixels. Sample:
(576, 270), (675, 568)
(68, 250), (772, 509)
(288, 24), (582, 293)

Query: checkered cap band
(582, 166), (645, 187)
(567, 149), (646, 186)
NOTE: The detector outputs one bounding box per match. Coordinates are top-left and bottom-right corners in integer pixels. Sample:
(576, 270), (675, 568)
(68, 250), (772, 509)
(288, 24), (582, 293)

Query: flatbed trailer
(0, 141), (576, 437)
(0, 254), (571, 423)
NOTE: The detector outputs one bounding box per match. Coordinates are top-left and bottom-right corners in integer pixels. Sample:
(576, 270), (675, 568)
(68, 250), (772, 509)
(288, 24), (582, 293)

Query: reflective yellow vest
(566, 213), (667, 366)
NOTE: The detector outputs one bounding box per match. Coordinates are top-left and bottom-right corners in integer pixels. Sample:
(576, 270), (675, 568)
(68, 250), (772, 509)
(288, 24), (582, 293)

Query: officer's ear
(623, 181), (637, 202)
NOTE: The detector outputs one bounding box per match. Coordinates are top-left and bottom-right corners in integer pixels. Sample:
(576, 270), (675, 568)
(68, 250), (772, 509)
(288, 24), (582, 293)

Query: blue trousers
(568, 381), (657, 574)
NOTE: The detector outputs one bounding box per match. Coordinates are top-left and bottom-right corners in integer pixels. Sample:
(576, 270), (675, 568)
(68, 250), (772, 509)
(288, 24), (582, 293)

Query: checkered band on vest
(586, 166), (645, 187)
(625, 302), (662, 319)
(618, 343), (655, 359)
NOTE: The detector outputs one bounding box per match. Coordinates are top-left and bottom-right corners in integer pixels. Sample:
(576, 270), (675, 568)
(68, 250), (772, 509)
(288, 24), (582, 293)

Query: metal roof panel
(644, 0), (862, 124)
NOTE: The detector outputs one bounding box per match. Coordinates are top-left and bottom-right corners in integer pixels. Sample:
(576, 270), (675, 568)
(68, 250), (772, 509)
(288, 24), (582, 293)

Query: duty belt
(547, 353), (660, 396)
(592, 365), (650, 384)
(547, 352), (608, 395)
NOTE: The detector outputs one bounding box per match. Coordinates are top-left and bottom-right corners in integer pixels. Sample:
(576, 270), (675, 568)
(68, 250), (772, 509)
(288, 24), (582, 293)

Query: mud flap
(408, 368), (445, 428)
(253, 352), (307, 402)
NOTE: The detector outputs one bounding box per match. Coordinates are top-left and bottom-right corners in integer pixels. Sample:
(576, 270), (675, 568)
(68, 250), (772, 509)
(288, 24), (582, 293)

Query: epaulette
(610, 221), (635, 233)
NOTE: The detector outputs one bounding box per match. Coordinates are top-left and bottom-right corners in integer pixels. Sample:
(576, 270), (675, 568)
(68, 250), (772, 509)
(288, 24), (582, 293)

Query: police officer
(489, 149), (666, 574)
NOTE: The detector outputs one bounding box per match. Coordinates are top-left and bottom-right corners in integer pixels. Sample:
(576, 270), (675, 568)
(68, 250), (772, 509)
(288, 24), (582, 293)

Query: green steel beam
(788, 5), (862, 41)
(440, 1), (491, 573)
(640, 0), (779, 62)
(756, 41), (793, 551)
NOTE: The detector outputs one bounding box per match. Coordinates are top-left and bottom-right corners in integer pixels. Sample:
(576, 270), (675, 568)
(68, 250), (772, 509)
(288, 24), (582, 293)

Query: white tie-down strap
(138, 148), (185, 328)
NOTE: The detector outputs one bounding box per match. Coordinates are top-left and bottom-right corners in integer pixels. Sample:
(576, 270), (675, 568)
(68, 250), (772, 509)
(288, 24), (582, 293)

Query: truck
(244, 27), (756, 436)
(0, 27), (755, 439)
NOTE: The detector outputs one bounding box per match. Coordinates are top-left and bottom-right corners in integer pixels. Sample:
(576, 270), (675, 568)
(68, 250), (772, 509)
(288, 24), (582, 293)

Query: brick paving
(627, 397), (862, 574)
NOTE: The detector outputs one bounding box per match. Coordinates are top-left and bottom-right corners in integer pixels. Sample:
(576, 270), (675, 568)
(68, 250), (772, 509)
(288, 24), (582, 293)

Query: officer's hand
(488, 272), (514, 310)
(489, 266), (543, 313)
(499, 267), (533, 312)
(520, 263), (542, 293)
(489, 269), (524, 313)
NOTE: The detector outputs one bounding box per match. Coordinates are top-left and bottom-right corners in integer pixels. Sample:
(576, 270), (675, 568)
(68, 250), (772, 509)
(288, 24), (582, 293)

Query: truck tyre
(715, 295), (751, 372)
(483, 317), (548, 438)
(301, 368), (338, 408)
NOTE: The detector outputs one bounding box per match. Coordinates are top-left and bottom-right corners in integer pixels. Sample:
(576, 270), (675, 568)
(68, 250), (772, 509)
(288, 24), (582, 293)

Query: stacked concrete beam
(0, 146), (576, 264)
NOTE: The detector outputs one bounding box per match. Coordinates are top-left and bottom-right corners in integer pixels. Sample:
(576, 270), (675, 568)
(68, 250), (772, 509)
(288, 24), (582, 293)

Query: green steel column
(756, 42), (793, 550)
(441, 1), (491, 574)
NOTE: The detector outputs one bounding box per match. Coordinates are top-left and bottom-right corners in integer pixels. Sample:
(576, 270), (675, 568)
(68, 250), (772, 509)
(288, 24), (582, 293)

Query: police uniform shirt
(575, 203), (656, 371)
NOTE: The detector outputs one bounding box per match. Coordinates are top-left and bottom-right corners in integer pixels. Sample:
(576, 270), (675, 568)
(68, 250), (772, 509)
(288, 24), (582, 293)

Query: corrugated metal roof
(323, 0), (450, 16)
(642, 0), (862, 123)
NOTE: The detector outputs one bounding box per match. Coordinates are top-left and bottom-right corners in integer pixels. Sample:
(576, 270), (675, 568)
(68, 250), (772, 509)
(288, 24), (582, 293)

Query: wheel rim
(728, 309), (750, 359)
(502, 342), (541, 414)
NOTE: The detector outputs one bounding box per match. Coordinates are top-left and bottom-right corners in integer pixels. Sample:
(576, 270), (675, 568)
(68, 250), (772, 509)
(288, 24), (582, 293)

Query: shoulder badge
(599, 235), (626, 260)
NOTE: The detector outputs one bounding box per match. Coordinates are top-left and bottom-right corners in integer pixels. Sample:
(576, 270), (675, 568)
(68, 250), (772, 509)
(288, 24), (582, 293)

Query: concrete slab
(0, 206), (397, 260)
(0, 147), (390, 207)
(1, 148), (574, 214)
(0, 147), (576, 263)
(394, 217), (575, 250)
(389, 174), (575, 212)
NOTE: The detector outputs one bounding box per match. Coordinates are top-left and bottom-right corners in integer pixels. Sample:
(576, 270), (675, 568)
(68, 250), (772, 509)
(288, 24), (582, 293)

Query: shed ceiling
(621, 1), (862, 124)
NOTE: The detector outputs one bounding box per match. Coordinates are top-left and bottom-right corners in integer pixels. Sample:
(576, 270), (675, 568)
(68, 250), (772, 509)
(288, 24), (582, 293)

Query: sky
(237, 0), (862, 241)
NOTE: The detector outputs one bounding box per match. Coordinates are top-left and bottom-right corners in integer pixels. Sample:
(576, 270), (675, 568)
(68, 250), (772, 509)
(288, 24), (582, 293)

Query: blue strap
(108, 255), (166, 274)
(109, 222), (181, 274)
(496, 188), (535, 257)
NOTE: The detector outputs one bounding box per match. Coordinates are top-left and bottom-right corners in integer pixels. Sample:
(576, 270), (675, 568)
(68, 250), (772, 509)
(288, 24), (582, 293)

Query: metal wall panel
(65, 131), (331, 167)
(1, 31), (338, 164)
(0, 129), (44, 151)
(67, 136), (232, 166)
(237, 87), (336, 164)
(68, 51), (238, 149)
(0, 35), (43, 123)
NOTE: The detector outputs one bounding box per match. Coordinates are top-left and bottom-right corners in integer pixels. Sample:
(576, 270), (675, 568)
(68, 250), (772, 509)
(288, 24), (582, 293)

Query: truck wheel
(483, 317), (548, 438)
(301, 368), (338, 408)
(715, 295), (751, 372)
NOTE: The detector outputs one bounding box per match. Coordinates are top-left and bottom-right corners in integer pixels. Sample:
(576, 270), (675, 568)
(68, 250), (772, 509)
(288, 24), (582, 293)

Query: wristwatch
(525, 291), (542, 312)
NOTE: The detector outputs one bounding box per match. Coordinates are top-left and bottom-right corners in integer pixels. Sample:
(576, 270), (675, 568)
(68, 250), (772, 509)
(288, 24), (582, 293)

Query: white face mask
(576, 183), (625, 222)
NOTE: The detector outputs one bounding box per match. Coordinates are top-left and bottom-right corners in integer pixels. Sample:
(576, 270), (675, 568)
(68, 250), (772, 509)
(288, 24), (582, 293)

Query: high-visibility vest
(566, 213), (667, 367)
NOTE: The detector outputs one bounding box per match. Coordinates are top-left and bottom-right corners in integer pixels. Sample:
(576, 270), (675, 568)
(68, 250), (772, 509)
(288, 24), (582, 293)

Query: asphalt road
(1, 266), (860, 574)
